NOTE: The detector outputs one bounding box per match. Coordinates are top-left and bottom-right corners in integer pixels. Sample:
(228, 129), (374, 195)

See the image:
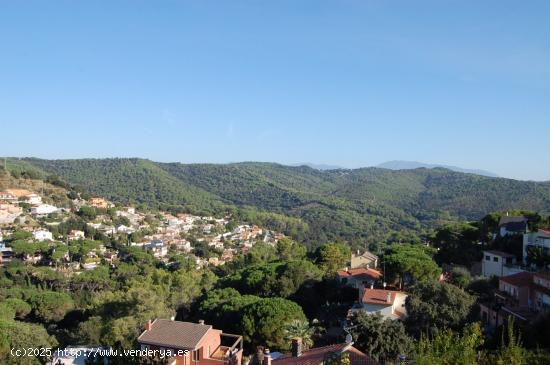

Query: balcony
(207, 334), (243, 365)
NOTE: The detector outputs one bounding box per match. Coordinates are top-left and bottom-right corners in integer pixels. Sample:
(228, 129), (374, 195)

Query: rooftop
(362, 289), (396, 306)
(138, 319), (212, 350)
(500, 272), (533, 287)
(272, 343), (378, 365)
(337, 267), (382, 281)
(484, 250), (516, 258)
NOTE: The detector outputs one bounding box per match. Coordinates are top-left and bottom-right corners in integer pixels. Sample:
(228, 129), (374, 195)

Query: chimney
(386, 292), (392, 303)
(263, 349), (272, 365)
(291, 338), (302, 357)
(198, 319), (205, 325)
(370, 283), (374, 289)
(145, 320), (152, 331)
(344, 267), (349, 272)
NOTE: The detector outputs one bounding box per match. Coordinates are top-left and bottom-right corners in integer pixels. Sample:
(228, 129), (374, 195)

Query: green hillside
(7, 157), (550, 247)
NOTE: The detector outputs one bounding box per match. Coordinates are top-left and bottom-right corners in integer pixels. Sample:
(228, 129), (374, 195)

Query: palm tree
(283, 320), (314, 350)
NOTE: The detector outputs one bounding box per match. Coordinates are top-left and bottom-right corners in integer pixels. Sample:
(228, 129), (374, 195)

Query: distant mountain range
(5, 157), (549, 246)
(377, 160), (499, 178)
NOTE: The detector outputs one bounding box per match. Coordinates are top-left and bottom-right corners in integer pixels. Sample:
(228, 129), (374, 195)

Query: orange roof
(337, 267), (382, 281)
(362, 289), (396, 305)
(272, 343), (379, 365)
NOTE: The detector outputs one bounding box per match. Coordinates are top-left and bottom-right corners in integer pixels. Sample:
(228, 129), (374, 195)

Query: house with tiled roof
(265, 338), (379, 365)
(350, 250), (378, 269)
(350, 288), (408, 320)
(337, 267), (382, 289)
(138, 319), (243, 365)
(523, 229), (550, 265)
(480, 270), (550, 328)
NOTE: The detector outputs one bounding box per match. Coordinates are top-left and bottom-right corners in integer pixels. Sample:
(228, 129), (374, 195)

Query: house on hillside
(31, 204), (58, 215)
(0, 191), (17, 202)
(33, 229), (53, 241)
(498, 216), (528, 237)
(0, 243), (14, 266)
(523, 229), (550, 264)
(68, 230), (85, 241)
(350, 250), (378, 269)
(481, 250), (524, 278)
(137, 319), (243, 365)
(337, 267), (382, 289)
(350, 288), (408, 320)
(267, 338), (379, 365)
(23, 193), (42, 205)
(87, 197), (113, 209)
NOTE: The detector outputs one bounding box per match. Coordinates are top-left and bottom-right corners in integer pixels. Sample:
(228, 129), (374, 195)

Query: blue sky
(1, 1), (549, 180)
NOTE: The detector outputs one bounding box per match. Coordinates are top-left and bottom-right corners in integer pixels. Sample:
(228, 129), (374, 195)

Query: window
(485, 256), (490, 261)
(193, 350), (199, 361)
(493, 257), (499, 262)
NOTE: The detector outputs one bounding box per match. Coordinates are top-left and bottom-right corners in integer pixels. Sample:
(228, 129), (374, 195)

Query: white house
(24, 193), (42, 205)
(482, 250), (524, 277)
(116, 225), (135, 234)
(351, 288), (408, 320)
(523, 229), (550, 264)
(31, 204), (58, 215)
(68, 230), (85, 241)
(33, 230), (53, 241)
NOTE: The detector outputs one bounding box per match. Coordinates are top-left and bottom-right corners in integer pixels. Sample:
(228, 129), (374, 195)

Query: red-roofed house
(138, 319), (243, 365)
(350, 288), (408, 320)
(337, 267), (382, 289)
(269, 338), (379, 365)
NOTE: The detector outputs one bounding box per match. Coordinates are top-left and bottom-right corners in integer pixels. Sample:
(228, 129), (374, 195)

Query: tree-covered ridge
(11, 157), (550, 247)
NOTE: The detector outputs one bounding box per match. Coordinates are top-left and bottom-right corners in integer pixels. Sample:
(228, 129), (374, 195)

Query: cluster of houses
(336, 250), (408, 322)
(478, 215), (550, 330)
(0, 187), (285, 271)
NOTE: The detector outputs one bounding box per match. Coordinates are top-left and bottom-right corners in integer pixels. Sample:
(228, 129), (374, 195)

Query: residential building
(137, 319), (243, 365)
(350, 250), (378, 269)
(33, 230), (53, 241)
(351, 288), (407, 320)
(523, 229), (550, 264)
(0, 191), (17, 202)
(498, 216), (528, 237)
(270, 338), (379, 365)
(479, 270), (550, 328)
(145, 239), (168, 258)
(24, 193), (42, 205)
(87, 197), (113, 209)
(337, 267), (382, 289)
(31, 204), (58, 215)
(0, 243), (14, 266)
(68, 230), (86, 241)
(481, 250), (523, 278)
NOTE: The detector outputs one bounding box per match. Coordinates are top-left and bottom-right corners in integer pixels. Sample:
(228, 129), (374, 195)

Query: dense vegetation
(9, 157), (550, 248)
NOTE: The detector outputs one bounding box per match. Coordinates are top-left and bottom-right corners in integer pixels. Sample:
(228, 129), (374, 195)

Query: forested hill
(8, 158), (550, 246)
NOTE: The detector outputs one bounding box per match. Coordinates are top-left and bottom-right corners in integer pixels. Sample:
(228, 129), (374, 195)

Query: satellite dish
(345, 333), (353, 344)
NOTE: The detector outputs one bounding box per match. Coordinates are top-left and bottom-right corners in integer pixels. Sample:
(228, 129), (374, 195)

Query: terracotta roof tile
(273, 344), (379, 365)
(362, 289), (396, 305)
